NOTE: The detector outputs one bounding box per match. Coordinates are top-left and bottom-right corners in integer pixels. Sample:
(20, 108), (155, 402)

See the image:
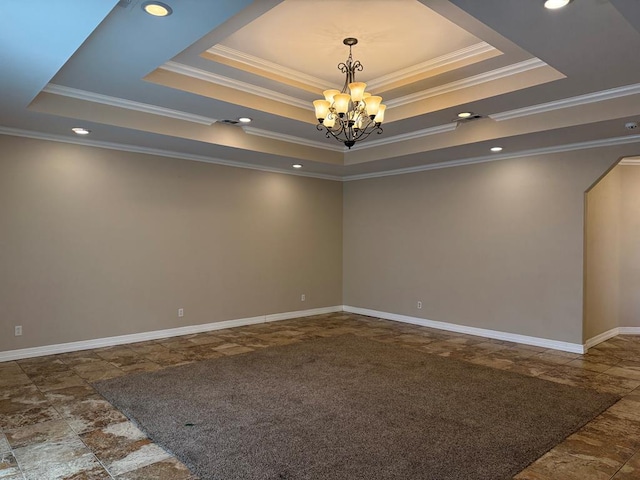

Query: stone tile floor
(1, 312), (640, 479)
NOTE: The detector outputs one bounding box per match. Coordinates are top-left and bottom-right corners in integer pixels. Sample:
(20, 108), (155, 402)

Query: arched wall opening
(584, 156), (640, 348)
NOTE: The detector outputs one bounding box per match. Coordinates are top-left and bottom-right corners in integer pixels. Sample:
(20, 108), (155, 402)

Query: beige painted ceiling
(3, 0), (640, 179)
(217, 0), (483, 85)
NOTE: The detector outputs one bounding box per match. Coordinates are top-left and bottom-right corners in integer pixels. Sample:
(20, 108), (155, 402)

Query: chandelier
(313, 38), (386, 149)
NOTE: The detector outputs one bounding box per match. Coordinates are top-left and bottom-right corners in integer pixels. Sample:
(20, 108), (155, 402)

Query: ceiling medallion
(313, 38), (386, 149)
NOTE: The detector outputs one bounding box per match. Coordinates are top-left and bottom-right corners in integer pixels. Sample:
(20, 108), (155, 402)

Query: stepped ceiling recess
(2, 0), (640, 180)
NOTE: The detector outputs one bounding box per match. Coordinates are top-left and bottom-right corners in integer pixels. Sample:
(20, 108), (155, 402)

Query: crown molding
(43, 84), (218, 125)
(386, 58), (547, 108)
(366, 42), (497, 91)
(490, 83), (640, 122)
(343, 134), (640, 181)
(242, 126), (345, 152)
(349, 123), (458, 151)
(619, 157), (640, 165)
(162, 56), (547, 120)
(206, 45), (333, 91)
(242, 122), (457, 153)
(4, 127), (638, 184)
(207, 42), (497, 95)
(160, 62), (311, 110)
(0, 127), (342, 181)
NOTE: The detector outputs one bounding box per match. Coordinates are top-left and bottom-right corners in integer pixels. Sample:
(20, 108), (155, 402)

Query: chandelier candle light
(313, 38), (386, 149)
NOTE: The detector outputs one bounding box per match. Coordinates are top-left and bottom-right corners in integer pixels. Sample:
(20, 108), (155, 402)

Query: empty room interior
(2, 0), (640, 479)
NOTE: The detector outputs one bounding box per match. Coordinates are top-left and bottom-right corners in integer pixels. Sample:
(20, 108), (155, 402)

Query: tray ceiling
(2, 0), (640, 179)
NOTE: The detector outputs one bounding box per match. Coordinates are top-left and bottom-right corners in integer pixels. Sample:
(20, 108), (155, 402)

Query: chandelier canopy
(313, 38), (386, 149)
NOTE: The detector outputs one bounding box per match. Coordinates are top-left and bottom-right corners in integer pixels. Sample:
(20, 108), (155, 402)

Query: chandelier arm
(350, 118), (375, 138)
(317, 119), (383, 148)
(351, 125), (383, 143)
(326, 128), (348, 145)
(318, 121), (351, 145)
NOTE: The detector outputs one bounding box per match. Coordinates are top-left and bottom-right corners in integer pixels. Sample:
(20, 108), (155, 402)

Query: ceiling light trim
(366, 42), (498, 91)
(43, 84), (218, 125)
(343, 134), (640, 181)
(490, 83), (640, 121)
(160, 62), (311, 110)
(386, 58), (548, 108)
(206, 45), (334, 91)
(0, 127), (342, 181)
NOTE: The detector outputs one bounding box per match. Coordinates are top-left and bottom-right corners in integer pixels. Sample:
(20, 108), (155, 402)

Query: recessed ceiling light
(490, 146), (503, 152)
(457, 112), (473, 118)
(238, 117), (252, 123)
(142, 1), (172, 16)
(544, 0), (571, 9)
(292, 164), (303, 169)
(71, 127), (91, 135)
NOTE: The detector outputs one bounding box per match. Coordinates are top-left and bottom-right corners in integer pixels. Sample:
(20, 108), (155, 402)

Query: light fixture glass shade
(313, 100), (330, 120)
(374, 104), (386, 124)
(323, 113), (336, 128)
(349, 82), (367, 102)
(323, 89), (340, 103)
(364, 96), (382, 116)
(333, 93), (351, 114)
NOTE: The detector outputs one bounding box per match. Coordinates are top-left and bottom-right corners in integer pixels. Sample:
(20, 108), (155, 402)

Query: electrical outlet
(301, 294), (306, 302)
(417, 301), (423, 310)
(178, 308), (184, 318)
(14, 325), (22, 336)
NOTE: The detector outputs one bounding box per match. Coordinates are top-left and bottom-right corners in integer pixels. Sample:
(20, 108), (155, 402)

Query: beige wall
(584, 163), (640, 338)
(0, 135), (343, 351)
(344, 149), (626, 344)
(620, 165), (640, 327)
(584, 167), (621, 340)
(2, 133), (638, 353)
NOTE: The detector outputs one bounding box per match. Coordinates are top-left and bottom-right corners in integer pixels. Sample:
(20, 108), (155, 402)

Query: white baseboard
(265, 306), (341, 323)
(344, 305), (586, 354)
(3, 303), (635, 362)
(583, 327), (640, 350)
(584, 328), (620, 350)
(618, 327), (640, 335)
(0, 306), (343, 362)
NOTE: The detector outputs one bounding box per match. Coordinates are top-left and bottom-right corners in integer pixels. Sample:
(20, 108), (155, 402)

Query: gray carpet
(94, 335), (618, 480)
